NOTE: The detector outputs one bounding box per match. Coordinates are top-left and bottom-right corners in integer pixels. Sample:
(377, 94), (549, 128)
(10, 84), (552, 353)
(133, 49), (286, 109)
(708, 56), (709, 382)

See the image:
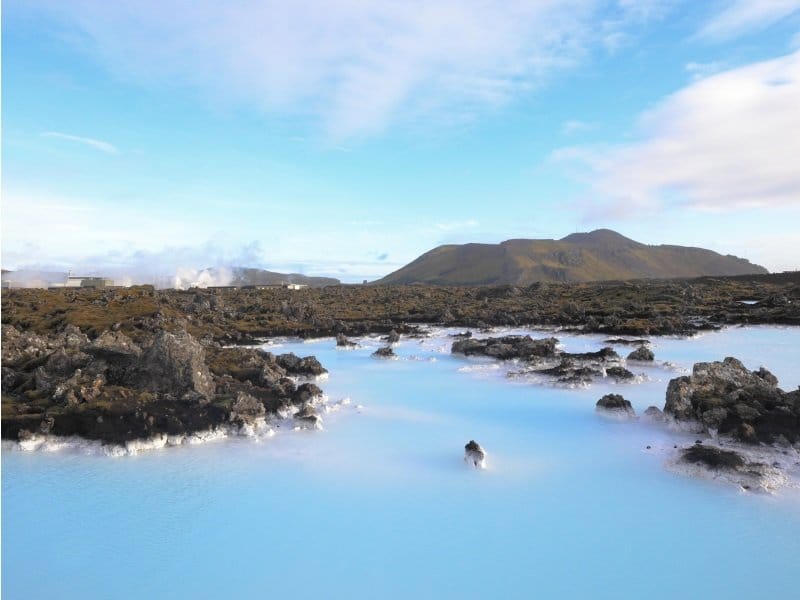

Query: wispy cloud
(562, 119), (597, 135)
(554, 50), (800, 215)
(41, 131), (119, 154)
(435, 219), (478, 232)
(684, 61), (725, 80)
(697, 0), (800, 40)
(18, 0), (671, 141)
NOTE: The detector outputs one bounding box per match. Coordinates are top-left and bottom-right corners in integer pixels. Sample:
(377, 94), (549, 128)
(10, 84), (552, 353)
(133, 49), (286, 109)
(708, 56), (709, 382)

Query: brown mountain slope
(376, 229), (768, 285)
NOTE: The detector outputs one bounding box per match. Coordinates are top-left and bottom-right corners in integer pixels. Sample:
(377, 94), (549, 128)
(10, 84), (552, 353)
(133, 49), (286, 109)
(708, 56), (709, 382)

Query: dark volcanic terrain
(2, 272), (798, 447)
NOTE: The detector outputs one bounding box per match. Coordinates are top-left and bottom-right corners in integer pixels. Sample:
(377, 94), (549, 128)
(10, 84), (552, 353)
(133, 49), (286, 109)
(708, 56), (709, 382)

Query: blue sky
(2, 0), (799, 283)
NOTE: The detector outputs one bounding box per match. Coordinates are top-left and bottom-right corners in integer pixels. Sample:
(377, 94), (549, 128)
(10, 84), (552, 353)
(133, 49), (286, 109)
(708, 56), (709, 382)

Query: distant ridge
(228, 267), (339, 287)
(376, 229), (768, 285)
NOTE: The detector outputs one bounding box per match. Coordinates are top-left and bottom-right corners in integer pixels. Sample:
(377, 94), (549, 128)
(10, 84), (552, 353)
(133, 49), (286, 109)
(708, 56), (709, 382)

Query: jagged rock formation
(663, 357), (799, 444)
(1, 324), (326, 446)
(452, 335), (631, 385)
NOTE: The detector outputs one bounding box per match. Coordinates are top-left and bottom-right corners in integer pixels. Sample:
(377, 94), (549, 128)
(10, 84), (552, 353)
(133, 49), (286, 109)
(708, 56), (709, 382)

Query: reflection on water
(3, 326), (800, 599)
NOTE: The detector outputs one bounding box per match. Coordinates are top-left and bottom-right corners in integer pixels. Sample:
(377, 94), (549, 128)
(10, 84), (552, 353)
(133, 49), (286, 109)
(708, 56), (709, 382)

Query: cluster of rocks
(663, 357), (799, 445)
(593, 357), (799, 491)
(452, 335), (639, 384)
(1, 324), (328, 446)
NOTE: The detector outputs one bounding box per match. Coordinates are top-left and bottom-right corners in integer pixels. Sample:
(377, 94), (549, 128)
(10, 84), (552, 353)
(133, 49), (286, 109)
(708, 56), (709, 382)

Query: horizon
(3, 1), (800, 283)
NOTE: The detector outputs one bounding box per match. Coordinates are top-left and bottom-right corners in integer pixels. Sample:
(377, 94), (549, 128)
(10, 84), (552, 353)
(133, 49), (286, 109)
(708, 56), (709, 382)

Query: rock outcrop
(452, 335), (558, 361)
(596, 394), (636, 417)
(372, 346), (395, 358)
(454, 335), (635, 385)
(1, 325), (329, 447)
(627, 346), (654, 361)
(663, 357), (799, 444)
(135, 330), (215, 400)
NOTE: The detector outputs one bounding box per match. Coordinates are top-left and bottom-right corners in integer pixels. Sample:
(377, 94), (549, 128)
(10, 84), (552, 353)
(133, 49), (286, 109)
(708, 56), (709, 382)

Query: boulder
(294, 403), (322, 429)
(372, 346), (395, 358)
(385, 330), (400, 344)
(292, 382), (322, 405)
(643, 406), (665, 422)
(229, 391), (266, 427)
(336, 333), (357, 347)
(663, 357), (799, 444)
(464, 440), (486, 469)
(606, 366), (635, 381)
(88, 330), (142, 358)
(136, 330), (215, 400)
(276, 353), (327, 377)
(627, 346), (654, 361)
(596, 393), (636, 417)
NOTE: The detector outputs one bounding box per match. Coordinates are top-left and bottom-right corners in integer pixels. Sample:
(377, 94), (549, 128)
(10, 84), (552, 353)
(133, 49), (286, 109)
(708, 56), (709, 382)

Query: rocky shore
(1, 323), (328, 448)
(2, 272), (798, 345)
(2, 272), (798, 456)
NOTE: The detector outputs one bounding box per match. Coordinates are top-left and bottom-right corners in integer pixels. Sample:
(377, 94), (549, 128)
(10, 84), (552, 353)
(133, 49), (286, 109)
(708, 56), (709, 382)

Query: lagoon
(3, 326), (800, 599)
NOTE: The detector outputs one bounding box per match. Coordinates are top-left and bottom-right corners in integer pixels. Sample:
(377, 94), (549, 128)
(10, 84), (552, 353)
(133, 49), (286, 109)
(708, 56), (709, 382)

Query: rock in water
(464, 440), (486, 469)
(663, 357), (799, 444)
(596, 393), (636, 417)
(676, 444), (786, 492)
(643, 406), (665, 422)
(386, 329), (400, 344)
(627, 346), (654, 361)
(372, 346), (395, 358)
(336, 333), (357, 347)
(294, 403), (322, 430)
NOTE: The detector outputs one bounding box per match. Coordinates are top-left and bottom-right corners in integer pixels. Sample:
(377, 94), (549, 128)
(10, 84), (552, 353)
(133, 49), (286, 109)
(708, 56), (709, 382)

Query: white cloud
(554, 50), (800, 214)
(562, 119), (596, 134)
(698, 0), (800, 40)
(41, 131), (119, 154)
(18, 0), (669, 140)
(684, 61), (725, 80)
(435, 219), (479, 232)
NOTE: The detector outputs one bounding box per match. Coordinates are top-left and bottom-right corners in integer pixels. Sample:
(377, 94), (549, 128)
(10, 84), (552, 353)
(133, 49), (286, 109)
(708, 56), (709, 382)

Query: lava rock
(451, 335), (558, 361)
(664, 357), (798, 444)
(596, 393), (636, 417)
(627, 346), (654, 361)
(336, 333), (357, 347)
(135, 330), (215, 400)
(643, 406), (665, 422)
(464, 440), (486, 469)
(372, 346), (395, 358)
(606, 366), (635, 381)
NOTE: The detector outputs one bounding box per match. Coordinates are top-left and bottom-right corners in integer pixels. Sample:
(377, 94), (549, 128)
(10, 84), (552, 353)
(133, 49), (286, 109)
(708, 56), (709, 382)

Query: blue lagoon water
(3, 326), (800, 598)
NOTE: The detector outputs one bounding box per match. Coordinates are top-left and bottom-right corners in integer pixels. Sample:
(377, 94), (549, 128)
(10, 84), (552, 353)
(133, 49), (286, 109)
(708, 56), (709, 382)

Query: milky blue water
(3, 326), (800, 599)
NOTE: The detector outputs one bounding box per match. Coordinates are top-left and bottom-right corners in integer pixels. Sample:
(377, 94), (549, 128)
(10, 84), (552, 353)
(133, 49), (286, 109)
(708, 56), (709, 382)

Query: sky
(2, 0), (800, 283)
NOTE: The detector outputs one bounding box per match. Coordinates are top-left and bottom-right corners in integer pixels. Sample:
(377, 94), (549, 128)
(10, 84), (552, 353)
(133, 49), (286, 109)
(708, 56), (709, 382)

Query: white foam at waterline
(457, 363), (502, 374)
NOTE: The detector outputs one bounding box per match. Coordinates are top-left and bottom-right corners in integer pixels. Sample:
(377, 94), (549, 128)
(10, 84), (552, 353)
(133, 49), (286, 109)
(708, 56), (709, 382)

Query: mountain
(376, 229), (768, 285)
(228, 267), (339, 287)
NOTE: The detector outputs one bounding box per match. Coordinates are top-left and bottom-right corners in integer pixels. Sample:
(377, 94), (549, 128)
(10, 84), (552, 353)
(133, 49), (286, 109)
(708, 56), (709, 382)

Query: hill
(229, 267), (339, 287)
(376, 229), (768, 285)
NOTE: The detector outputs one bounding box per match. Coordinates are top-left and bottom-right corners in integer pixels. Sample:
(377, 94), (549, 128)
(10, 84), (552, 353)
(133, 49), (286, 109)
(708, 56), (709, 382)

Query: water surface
(3, 326), (800, 598)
